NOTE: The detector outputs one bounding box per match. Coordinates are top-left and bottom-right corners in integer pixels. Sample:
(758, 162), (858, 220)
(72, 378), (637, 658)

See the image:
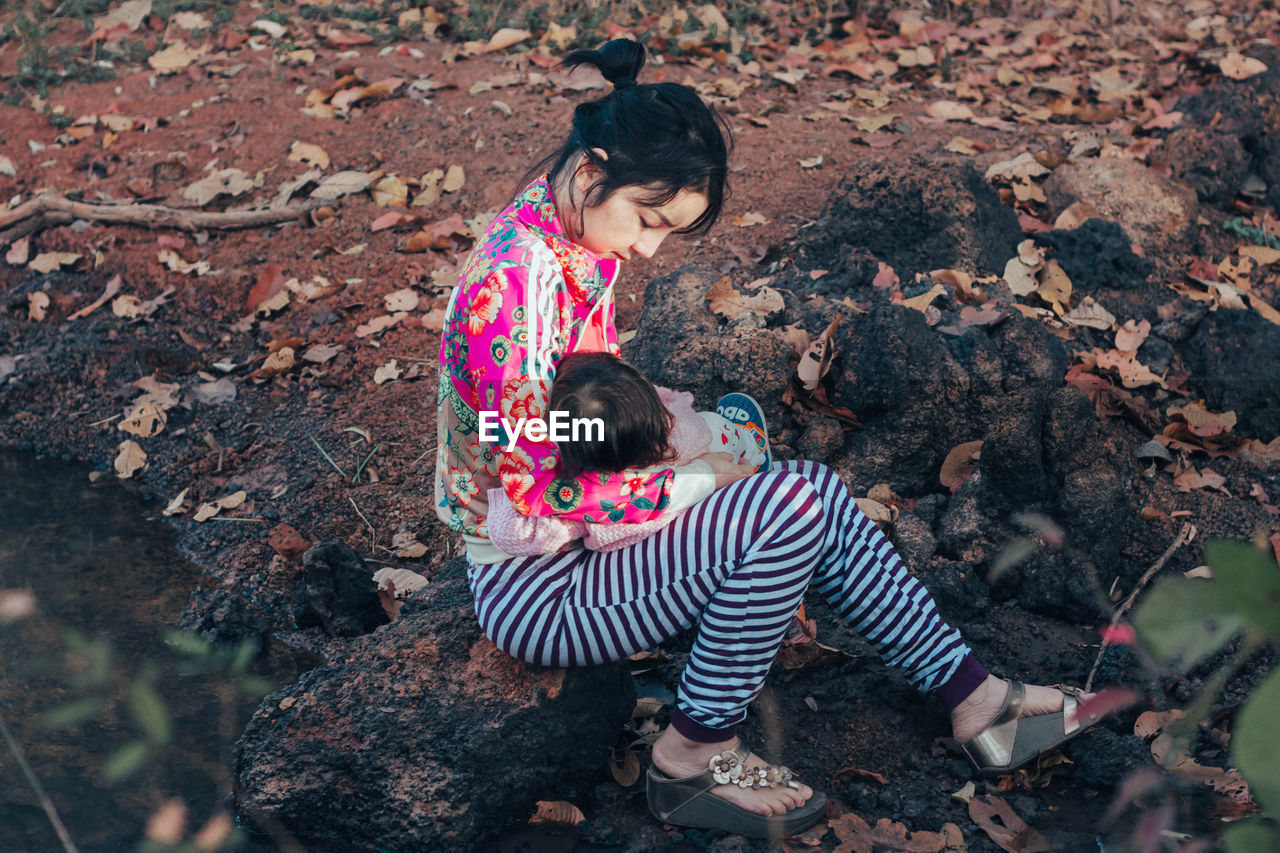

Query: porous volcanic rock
(1034, 219), (1153, 292)
(235, 558), (636, 852)
(1185, 308), (1280, 441)
(793, 151), (1023, 279)
(1043, 158), (1197, 254)
(179, 586), (272, 650)
(292, 538), (388, 637)
(625, 267), (796, 414)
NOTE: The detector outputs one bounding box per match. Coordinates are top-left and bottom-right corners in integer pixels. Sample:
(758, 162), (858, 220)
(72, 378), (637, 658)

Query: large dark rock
(796, 152), (1023, 278)
(1185, 308), (1280, 441)
(626, 266), (796, 415)
(1042, 158), (1196, 255)
(1034, 219), (1153, 292)
(179, 586), (271, 650)
(236, 558), (636, 852)
(292, 539), (388, 637)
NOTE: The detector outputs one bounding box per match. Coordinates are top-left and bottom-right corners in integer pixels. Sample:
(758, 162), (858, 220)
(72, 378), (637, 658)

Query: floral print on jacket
(435, 177), (675, 538)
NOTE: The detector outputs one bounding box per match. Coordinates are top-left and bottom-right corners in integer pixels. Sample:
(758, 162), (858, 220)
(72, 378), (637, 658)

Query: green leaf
(127, 679), (172, 745)
(237, 675), (277, 698)
(164, 629), (215, 659)
(99, 740), (150, 783)
(1224, 818), (1280, 853)
(1232, 668), (1280, 818)
(230, 638), (259, 675)
(608, 509), (625, 522)
(1205, 540), (1280, 641)
(632, 496), (657, 511)
(1133, 577), (1243, 671)
(38, 696), (105, 731)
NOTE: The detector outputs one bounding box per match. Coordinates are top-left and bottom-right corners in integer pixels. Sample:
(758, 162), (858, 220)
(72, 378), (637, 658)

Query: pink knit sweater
(486, 388), (711, 554)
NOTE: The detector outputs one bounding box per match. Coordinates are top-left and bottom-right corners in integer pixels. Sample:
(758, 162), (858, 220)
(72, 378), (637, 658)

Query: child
(485, 352), (768, 555)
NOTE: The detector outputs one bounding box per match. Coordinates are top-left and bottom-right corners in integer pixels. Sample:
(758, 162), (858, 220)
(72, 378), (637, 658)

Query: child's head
(549, 351), (674, 477)
(540, 39), (732, 255)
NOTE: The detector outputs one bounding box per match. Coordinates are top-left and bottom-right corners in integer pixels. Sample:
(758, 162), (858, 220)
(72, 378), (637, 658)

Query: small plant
(1224, 217), (1280, 250)
(1132, 539), (1280, 851)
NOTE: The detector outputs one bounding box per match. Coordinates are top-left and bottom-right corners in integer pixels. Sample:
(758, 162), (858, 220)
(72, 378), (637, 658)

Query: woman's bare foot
(951, 675), (1095, 743)
(650, 726), (815, 817)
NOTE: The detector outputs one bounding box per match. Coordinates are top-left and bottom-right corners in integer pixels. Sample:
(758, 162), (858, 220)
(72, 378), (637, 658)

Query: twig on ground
(308, 434), (348, 479)
(0, 193), (323, 245)
(0, 711), (80, 853)
(1085, 522), (1195, 692)
(349, 497), (377, 551)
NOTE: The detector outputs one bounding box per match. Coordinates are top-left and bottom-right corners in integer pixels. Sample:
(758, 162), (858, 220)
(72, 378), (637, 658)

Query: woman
(435, 38), (1095, 838)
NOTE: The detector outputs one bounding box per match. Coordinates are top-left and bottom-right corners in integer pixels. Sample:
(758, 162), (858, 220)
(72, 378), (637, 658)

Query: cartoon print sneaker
(716, 392), (772, 472)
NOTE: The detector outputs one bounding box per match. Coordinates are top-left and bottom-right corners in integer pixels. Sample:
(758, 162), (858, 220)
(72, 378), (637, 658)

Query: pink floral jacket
(435, 177), (675, 545)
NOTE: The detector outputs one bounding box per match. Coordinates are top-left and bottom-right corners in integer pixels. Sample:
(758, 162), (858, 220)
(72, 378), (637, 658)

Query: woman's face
(563, 156), (709, 261)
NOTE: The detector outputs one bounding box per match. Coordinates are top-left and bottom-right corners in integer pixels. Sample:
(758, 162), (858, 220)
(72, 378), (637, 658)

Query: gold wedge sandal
(647, 742), (827, 838)
(961, 682), (1099, 775)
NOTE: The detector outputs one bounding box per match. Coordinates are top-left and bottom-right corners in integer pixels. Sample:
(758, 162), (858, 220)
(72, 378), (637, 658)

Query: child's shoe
(715, 392), (772, 472)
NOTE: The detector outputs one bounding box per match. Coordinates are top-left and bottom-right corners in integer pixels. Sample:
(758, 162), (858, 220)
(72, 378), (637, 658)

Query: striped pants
(467, 460), (981, 740)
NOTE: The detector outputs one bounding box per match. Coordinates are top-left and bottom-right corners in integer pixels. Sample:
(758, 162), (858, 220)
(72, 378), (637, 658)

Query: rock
(1157, 126), (1251, 206)
(937, 473), (998, 567)
(179, 586), (271, 650)
(1063, 728), (1151, 789)
(626, 266), (795, 415)
(292, 539), (388, 637)
(830, 304), (974, 492)
(891, 513), (937, 572)
(267, 522), (310, 561)
(798, 152), (1023, 278)
(1043, 158), (1197, 254)
(795, 415), (846, 462)
(1034, 219), (1153, 292)
(1185, 308), (1280, 441)
(236, 559), (636, 851)
(915, 559), (991, 622)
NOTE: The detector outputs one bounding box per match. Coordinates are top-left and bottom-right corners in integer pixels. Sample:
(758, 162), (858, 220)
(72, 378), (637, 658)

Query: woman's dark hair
(528, 39), (732, 237)
(549, 351), (675, 478)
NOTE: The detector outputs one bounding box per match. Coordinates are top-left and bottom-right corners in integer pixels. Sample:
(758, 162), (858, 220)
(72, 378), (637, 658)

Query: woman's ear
(573, 148), (610, 195)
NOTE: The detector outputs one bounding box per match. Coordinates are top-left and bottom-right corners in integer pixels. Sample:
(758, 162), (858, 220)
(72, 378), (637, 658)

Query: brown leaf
(796, 317), (841, 391)
(732, 211), (769, 227)
(371, 210), (416, 232)
(194, 491), (247, 522)
(705, 277), (784, 321)
(529, 800), (585, 827)
(1173, 466), (1230, 495)
(442, 164), (466, 193)
(928, 100), (975, 121)
(249, 347), (297, 379)
(148, 40), (207, 74)
(114, 440), (147, 479)
(484, 27), (532, 53)
(119, 402), (167, 438)
(940, 440), (983, 490)
(1053, 201), (1100, 230)
(608, 748), (641, 787)
(1114, 319), (1151, 353)
(5, 236), (29, 266)
(1220, 52), (1267, 80)
(831, 813), (945, 853)
(1167, 401), (1236, 437)
(27, 291), (50, 321)
(968, 796), (1052, 853)
(29, 252), (82, 274)
(245, 263), (286, 314)
(288, 141), (330, 170)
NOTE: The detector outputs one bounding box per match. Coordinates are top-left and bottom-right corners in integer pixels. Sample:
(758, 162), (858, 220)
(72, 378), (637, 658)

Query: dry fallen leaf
(484, 27), (532, 53)
(374, 359), (402, 385)
(1054, 200), (1100, 230)
(148, 41), (208, 75)
(1114, 318), (1151, 352)
(5, 236), (30, 266)
(356, 312), (408, 338)
(118, 402), (167, 438)
(968, 796), (1052, 853)
(928, 100), (975, 121)
(371, 174), (409, 207)
(1220, 52), (1267, 80)
(799, 155), (824, 169)
(528, 800), (585, 827)
(442, 164), (466, 193)
(608, 748), (641, 787)
(1062, 296), (1115, 330)
(114, 440), (147, 478)
(1036, 263), (1072, 311)
(940, 440), (983, 490)
(384, 288), (419, 313)
(704, 277), (784, 321)
(29, 252), (82, 274)
(311, 170), (371, 200)
(193, 490), (247, 522)
(289, 141), (330, 170)
(27, 292), (50, 321)
(183, 169), (253, 206)
(945, 136), (979, 155)
(732, 211), (768, 227)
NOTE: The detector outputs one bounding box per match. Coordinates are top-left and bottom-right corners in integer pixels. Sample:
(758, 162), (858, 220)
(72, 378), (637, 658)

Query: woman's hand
(696, 452), (757, 491)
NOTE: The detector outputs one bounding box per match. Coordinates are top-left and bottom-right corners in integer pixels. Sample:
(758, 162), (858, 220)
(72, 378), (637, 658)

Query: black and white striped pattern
(468, 461), (970, 733)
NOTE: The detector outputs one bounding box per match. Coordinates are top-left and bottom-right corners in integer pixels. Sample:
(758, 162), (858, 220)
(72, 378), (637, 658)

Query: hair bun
(561, 39), (646, 88)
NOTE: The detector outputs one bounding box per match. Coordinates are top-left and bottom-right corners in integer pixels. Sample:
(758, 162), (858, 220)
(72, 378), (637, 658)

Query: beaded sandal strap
(707, 746), (801, 790)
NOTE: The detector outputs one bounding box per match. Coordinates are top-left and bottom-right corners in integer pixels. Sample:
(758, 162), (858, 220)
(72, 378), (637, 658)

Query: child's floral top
(435, 177), (675, 545)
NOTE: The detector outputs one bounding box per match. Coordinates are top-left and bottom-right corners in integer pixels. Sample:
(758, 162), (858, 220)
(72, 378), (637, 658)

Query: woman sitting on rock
(435, 38), (1097, 839)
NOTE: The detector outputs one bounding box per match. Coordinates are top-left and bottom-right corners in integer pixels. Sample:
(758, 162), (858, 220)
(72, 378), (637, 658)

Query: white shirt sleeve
(665, 459), (717, 511)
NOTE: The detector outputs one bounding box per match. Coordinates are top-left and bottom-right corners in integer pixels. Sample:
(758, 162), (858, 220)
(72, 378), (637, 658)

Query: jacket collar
(512, 175), (616, 305)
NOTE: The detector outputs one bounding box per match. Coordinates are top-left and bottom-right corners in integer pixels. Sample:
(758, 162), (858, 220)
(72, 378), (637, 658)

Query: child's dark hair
(529, 39), (732, 236)
(550, 351), (675, 478)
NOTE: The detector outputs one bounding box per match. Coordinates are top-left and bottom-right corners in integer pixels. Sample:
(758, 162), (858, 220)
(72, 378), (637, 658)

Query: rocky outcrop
(292, 539), (388, 637)
(1185, 308), (1280, 441)
(1042, 158), (1197, 255)
(235, 558), (636, 852)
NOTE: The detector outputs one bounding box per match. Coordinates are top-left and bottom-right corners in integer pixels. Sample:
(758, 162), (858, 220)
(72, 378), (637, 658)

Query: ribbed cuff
(933, 654), (991, 711)
(670, 707), (738, 743)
